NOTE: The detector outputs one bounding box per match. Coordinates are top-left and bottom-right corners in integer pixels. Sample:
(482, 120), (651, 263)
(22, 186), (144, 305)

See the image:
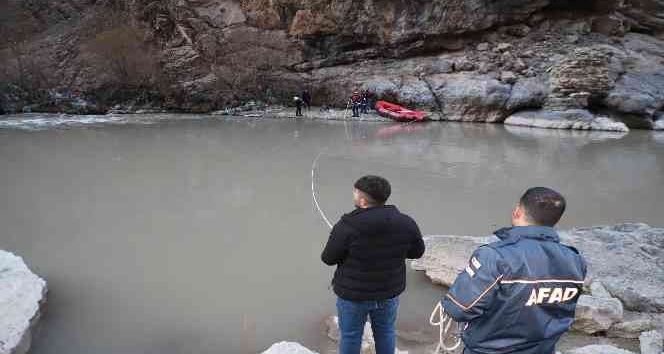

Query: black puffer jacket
(321, 205), (425, 301)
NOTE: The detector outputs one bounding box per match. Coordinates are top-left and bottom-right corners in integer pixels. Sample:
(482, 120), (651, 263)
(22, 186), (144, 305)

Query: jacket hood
(493, 225), (560, 242)
(341, 205), (399, 235)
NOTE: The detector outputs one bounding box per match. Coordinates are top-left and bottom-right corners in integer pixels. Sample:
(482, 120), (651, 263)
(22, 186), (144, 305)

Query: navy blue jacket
(442, 226), (587, 354)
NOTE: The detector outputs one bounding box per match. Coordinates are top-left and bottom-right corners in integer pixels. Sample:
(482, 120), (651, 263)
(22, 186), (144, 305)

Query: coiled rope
(429, 302), (463, 353)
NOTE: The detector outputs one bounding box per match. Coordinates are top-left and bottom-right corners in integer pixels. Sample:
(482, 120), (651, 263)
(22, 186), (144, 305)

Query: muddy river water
(1, 114), (663, 353)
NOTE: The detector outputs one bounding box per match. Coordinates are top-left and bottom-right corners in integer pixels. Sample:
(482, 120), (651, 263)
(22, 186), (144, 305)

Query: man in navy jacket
(322, 175), (425, 354)
(442, 187), (587, 354)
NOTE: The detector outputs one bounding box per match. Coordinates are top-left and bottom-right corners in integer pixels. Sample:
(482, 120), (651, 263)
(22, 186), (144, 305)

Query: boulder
(589, 281), (612, 299)
(500, 71), (518, 84)
(412, 224), (664, 314)
(504, 109), (629, 132)
(561, 224), (664, 313)
(261, 342), (319, 354)
(504, 77), (549, 111)
(573, 295), (624, 334)
(476, 43), (490, 51)
(410, 235), (497, 287)
(608, 319), (656, 338)
(639, 330), (663, 354)
(0, 250), (48, 354)
(564, 345), (636, 354)
(428, 74), (512, 122)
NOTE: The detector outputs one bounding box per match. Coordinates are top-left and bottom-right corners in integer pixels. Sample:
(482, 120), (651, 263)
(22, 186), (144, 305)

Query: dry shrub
(86, 25), (159, 87)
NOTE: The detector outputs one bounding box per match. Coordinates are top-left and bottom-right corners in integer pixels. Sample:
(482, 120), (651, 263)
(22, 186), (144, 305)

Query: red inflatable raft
(375, 100), (426, 122)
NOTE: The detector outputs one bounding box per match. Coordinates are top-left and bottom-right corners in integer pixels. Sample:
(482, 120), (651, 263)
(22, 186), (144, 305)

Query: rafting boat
(375, 100), (426, 121)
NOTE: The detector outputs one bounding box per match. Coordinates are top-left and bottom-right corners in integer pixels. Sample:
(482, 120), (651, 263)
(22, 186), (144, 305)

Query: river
(1, 114), (663, 354)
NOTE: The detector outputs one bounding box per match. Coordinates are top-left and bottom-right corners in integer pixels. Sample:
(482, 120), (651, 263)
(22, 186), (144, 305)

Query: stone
(428, 73), (512, 122)
(562, 223), (664, 312)
(476, 43), (490, 51)
(608, 319), (656, 338)
(504, 77), (549, 111)
(564, 345), (636, 354)
(504, 110), (629, 132)
(412, 224), (664, 315)
(549, 48), (611, 101)
(655, 119), (664, 130)
(573, 295), (624, 334)
(496, 43), (513, 52)
(505, 24), (531, 37)
(261, 342), (319, 354)
(500, 71), (518, 84)
(590, 281), (612, 298)
(411, 235), (497, 287)
(592, 15), (629, 36)
(0, 250), (48, 354)
(639, 330), (663, 354)
(566, 35), (579, 43)
(454, 58), (476, 72)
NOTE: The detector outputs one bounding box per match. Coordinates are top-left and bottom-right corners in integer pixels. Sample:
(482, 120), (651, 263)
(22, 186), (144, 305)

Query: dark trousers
(352, 103), (360, 117)
(296, 106), (302, 116)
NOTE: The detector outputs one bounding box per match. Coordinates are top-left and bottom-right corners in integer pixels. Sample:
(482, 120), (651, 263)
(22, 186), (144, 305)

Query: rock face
(639, 330), (663, 354)
(2, 0), (664, 129)
(504, 109), (629, 131)
(411, 223), (664, 314)
(0, 250), (47, 354)
(572, 295), (624, 333)
(261, 342), (319, 354)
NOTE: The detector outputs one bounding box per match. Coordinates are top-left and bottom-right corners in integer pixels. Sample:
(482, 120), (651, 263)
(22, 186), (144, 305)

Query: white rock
(564, 344), (636, 354)
(0, 250), (47, 354)
(640, 330), (663, 354)
(260, 341), (319, 354)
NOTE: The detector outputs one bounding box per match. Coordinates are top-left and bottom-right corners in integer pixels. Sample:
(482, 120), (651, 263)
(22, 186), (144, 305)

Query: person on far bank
(350, 91), (362, 117)
(301, 90), (311, 110)
(442, 187), (587, 354)
(322, 175), (425, 354)
(294, 96), (304, 117)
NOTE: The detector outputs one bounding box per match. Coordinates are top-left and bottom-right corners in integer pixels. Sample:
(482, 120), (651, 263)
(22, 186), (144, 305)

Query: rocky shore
(261, 223), (664, 354)
(2, 0), (664, 131)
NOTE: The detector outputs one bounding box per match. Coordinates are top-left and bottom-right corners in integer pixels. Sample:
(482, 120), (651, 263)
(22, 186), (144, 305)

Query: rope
(311, 152), (333, 230)
(429, 302), (463, 353)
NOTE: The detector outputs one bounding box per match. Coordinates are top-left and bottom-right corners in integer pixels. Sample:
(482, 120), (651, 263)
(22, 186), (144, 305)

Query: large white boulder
(0, 250), (47, 354)
(260, 341), (319, 354)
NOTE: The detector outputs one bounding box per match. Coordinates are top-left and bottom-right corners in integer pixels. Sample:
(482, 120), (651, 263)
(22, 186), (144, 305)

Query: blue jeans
(336, 296), (399, 354)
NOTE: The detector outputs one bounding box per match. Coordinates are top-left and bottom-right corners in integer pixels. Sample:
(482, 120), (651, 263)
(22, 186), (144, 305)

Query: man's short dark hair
(519, 187), (566, 227)
(354, 175), (391, 205)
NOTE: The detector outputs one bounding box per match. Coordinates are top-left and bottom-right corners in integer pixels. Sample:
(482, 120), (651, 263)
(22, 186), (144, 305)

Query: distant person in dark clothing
(301, 90), (311, 110)
(360, 90), (372, 114)
(294, 96), (304, 116)
(322, 175), (425, 354)
(442, 187), (586, 354)
(350, 91), (362, 117)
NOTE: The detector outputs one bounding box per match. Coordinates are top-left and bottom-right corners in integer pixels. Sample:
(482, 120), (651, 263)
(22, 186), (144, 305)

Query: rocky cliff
(1, 0), (664, 128)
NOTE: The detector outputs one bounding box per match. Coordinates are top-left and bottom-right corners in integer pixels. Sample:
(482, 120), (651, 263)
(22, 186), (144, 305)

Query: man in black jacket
(321, 175), (425, 354)
(442, 187), (587, 354)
